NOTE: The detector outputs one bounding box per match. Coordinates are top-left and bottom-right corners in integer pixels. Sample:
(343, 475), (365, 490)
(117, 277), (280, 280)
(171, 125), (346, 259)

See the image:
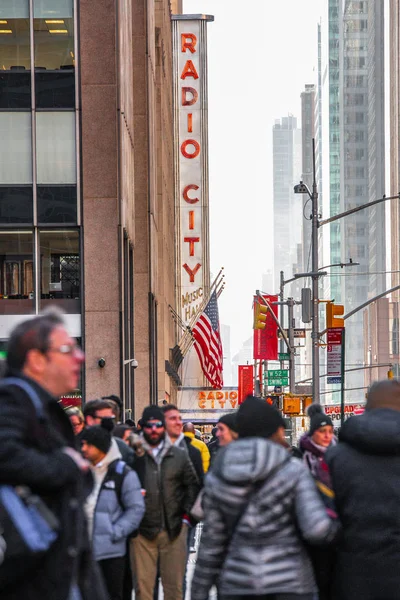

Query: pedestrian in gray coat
(81, 424), (145, 600)
(191, 395), (340, 600)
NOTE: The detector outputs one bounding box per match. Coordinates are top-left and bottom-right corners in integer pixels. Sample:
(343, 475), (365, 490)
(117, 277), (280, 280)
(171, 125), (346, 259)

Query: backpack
(103, 459), (139, 539)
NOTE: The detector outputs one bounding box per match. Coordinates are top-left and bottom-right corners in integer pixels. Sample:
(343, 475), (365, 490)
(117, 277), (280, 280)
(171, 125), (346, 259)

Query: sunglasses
(143, 421), (164, 429)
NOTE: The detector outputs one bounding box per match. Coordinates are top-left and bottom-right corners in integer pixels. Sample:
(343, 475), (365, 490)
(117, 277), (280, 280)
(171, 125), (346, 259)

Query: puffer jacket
(133, 436), (199, 541)
(87, 442), (145, 560)
(326, 409), (400, 600)
(191, 438), (339, 600)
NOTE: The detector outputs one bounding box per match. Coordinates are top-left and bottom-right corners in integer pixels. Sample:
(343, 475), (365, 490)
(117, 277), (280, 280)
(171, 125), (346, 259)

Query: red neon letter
(187, 113), (193, 133)
(182, 87), (198, 106)
(183, 263), (201, 282)
(183, 184), (199, 204)
(189, 210), (194, 230)
(181, 139), (200, 159)
(184, 237), (200, 256)
(181, 33), (197, 54)
(181, 60), (199, 80)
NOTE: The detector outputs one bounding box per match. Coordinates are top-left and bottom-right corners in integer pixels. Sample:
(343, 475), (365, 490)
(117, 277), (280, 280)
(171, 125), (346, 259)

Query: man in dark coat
(326, 379), (400, 600)
(0, 309), (107, 600)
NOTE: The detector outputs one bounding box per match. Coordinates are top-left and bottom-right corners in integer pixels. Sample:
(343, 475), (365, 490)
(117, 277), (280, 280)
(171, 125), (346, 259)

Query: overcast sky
(183, 0), (323, 355)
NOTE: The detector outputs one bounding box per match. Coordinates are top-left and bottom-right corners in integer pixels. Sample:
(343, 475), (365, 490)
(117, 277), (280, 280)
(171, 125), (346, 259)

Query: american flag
(192, 291), (224, 389)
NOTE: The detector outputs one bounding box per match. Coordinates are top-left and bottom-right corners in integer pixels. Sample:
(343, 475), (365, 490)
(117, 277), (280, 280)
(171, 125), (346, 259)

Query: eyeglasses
(93, 414), (115, 421)
(47, 343), (83, 356)
(143, 421), (164, 429)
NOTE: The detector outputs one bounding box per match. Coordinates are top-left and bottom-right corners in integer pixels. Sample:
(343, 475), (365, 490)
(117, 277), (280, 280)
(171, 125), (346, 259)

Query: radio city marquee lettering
(173, 16), (213, 325)
(198, 390), (238, 409)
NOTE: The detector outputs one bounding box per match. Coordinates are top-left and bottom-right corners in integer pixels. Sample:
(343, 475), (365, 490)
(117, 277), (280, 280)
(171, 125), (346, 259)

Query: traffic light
(265, 395), (279, 408)
(253, 300), (268, 330)
(388, 369), (394, 379)
(326, 301), (344, 328)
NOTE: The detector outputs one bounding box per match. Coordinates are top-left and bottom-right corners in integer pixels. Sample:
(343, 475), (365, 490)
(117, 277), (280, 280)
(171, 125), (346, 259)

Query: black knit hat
(141, 405), (165, 426)
(307, 404), (333, 435)
(237, 395), (286, 439)
(218, 412), (238, 433)
(81, 425), (112, 454)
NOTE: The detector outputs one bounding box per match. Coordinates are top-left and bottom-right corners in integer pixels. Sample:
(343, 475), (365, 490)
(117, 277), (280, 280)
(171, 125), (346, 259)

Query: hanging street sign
(267, 369), (289, 379)
(268, 377), (289, 386)
(278, 352), (290, 361)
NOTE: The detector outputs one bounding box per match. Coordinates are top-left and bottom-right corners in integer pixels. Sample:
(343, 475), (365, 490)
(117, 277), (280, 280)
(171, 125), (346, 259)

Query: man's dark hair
(7, 308), (65, 372)
(83, 398), (116, 419)
(162, 403), (179, 414)
(114, 424), (132, 439)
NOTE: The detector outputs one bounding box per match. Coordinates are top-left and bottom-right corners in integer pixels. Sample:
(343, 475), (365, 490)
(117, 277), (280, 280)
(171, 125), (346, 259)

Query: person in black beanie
(191, 394), (339, 600)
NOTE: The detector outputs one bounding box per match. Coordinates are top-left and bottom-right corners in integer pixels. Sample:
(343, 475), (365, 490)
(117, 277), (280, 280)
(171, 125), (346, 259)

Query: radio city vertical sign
(172, 15), (214, 325)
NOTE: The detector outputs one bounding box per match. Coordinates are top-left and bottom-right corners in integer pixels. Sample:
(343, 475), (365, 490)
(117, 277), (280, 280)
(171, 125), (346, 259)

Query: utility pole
(288, 298), (295, 394)
(310, 139), (320, 404)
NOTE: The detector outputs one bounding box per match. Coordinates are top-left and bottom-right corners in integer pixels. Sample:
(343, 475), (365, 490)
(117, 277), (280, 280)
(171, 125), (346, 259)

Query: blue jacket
(90, 444), (145, 561)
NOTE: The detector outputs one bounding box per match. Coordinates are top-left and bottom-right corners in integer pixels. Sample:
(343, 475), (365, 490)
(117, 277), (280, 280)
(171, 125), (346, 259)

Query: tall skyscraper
(300, 84), (316, 273)
(319, 0), (386, 402)
(272, 116), (302, 290)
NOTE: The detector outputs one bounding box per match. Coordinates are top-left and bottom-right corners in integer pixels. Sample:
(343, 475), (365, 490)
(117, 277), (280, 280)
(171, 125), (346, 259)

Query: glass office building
(0, 0), (80, 339)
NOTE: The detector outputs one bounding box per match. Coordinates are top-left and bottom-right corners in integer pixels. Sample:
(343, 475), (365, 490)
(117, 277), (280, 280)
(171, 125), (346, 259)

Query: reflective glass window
(33, 0), (74, 108)
(0, 230), (34, 315)
(0, 0), (30, 108)
(37, 186), (77, 224)
(36, 112), (76, 184)
(40, 229), (80, 314)
(0, 187), (33, 224)
(0, 113), (32, 184)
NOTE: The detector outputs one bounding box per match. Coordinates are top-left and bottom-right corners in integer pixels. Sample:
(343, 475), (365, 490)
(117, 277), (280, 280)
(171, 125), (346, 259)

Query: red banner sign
(253, 294), (278, 360)
(238, 365), (254, 404)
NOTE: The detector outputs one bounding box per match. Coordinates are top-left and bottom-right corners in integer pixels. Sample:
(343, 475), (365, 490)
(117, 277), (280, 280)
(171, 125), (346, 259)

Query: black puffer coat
(133, 438), (199, 540)
(191, 438), (339, 600)
(326, 408), (400, 600)
(0, 376), (106, 600)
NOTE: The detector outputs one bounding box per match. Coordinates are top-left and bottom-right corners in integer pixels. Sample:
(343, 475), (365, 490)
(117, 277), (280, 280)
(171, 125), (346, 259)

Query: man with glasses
(131, 405), (199, 600)
(0, 308), (107, 600)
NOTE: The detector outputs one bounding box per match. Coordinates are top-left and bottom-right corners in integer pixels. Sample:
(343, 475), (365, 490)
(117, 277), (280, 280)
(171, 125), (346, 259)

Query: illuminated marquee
(173, 15), (213, 325)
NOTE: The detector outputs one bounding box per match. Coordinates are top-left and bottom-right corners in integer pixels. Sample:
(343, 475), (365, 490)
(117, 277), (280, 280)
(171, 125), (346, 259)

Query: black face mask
(143, 429), (165, 447)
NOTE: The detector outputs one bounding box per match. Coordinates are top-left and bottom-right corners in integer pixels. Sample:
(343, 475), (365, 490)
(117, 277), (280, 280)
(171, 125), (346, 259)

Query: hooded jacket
(85, 439), (145, 561)
(326, 409), (400, 600)
(184, 432), (210, 473)
(191, 437), (339, 600)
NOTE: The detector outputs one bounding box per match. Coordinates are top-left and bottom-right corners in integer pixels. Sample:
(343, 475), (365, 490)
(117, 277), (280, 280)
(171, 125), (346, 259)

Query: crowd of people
(0, 309), (400, 600)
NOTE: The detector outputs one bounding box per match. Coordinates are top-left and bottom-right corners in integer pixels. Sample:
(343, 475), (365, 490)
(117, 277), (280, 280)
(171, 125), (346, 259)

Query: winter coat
(207, 436), (219, 466)
(133, 436), (199, 541)
(326, 408), (400, 600)
(86, 441), (145, 561)
(0, 374), (107, 600)
(191, 437), (339, 600)
(184, 432), (211, 472)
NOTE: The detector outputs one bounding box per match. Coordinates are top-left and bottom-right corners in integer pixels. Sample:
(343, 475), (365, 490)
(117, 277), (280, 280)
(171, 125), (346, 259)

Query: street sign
(267, 369), (288, 379)
(278, 329), (306, 339)
(327, 327), (344, 384)
(268, 377), (288, 386)
(278, 352), (290, 361)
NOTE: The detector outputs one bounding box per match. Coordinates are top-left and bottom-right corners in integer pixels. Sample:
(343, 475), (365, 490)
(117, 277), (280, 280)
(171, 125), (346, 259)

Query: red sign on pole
(253, 294), (278, 360)
(327, 327), (344, 383)
(238, 365), (254, 404)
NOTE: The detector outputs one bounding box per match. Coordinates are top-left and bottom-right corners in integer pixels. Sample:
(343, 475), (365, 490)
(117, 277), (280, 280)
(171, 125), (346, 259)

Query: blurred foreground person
(81, 423), (145, 600)
(300, 405), (336, 600)
(326, 380), (400, 600)
(0, 309), (107, 600)
(192, 395), (339, 600)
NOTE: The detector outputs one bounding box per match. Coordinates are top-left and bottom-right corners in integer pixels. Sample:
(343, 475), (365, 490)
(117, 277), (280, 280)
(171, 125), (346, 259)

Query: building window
(40, 228), (80, 313)
(36, 112), (76, 184)
(0, 230), (34, 315)
(0, 0), (31, 109)
(37, 186), (77, 224)
(33, 0), (75, 109)
(0, 187), (33, 225)
(0, 113), (32, 185)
